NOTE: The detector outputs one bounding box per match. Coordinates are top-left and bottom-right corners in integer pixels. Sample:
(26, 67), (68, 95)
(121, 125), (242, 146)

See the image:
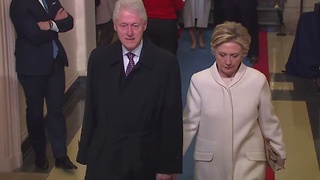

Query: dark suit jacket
(77, 38), (183, 179)
(285, 12), (320, 78)
(10, 0), (73, 75)
(217, 0), (257, 9)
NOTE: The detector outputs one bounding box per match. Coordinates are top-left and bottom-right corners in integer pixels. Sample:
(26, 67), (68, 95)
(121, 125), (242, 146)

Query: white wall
(60, 0), (96, 87)
(0, 0), (23, 172)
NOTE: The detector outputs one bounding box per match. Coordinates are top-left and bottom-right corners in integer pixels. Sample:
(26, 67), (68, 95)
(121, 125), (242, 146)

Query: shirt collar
(122, 40), (143, 58)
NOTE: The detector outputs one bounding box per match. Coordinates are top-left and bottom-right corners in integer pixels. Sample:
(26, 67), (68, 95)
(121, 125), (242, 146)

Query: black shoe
(55, 156), (77, 170)
(35, 154), (49, 170)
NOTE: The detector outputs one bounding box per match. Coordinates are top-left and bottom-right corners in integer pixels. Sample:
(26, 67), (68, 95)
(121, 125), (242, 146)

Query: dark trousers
(96, 20), (115, 47)
(18, 56), (67, 158)
(214, 1), (259, 57)
(145, 18), (179, 55)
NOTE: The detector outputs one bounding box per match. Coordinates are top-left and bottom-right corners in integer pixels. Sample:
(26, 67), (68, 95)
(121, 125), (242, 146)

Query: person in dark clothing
(143, 0), (184, 55)
(214, 0), (259, 63)
(76, 0), (183, 179)
(95, 0), (116, 46)
(10, 0), (77, 170)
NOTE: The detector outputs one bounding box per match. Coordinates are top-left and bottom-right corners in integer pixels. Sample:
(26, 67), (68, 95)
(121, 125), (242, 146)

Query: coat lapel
(47, 0), (60, 16)
(137, 38), (156, 71)
(210, 62), (226, 87)
(210, 62), (247, 88)
(119, 38), (156, 90)
(230, 63), (247, 86)
(105, 40), (127, 92)
(33, 0), (49, 14)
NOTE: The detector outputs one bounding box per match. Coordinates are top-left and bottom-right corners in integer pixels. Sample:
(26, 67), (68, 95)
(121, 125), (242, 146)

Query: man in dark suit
(76, 0), (183, 179)
(214, 0), (259, 63)
(10, 0), (76, 170)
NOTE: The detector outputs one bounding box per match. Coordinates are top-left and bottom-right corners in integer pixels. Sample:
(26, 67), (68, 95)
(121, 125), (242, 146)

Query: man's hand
(54, 8), (68, 20)
(38, 21), (51, 30)
(156, 174), (177, 180)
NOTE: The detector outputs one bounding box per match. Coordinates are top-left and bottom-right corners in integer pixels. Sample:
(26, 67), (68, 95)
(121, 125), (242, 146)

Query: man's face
(114, 8), (146, 51)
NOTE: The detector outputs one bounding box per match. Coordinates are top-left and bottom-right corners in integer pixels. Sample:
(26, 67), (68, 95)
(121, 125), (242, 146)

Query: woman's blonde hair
(210, 21), (251, 57)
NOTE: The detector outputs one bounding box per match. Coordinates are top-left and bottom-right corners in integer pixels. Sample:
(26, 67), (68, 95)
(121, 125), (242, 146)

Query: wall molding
(0, 0), (22, 172)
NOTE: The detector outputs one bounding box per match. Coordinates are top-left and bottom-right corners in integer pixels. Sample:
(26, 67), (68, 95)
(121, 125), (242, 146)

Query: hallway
(15, 30), (320, 180)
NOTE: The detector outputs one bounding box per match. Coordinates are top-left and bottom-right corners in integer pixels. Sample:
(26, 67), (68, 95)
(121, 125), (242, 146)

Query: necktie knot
(126, 52), (135, 76)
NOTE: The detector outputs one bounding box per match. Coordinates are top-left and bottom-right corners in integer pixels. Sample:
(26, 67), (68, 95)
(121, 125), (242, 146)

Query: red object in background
(254, 31), (275, 180)
(254, 31), (270, 82)
(265, 165), (275, 180)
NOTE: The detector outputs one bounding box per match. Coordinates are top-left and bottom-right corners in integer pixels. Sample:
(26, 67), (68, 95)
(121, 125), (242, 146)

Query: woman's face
(214, 42), (243, 78)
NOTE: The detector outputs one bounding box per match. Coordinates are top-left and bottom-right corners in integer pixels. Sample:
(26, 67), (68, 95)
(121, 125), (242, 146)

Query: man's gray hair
(113, 0), (147, 23)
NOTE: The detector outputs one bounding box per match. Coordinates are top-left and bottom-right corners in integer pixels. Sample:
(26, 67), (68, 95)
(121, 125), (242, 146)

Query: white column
(72, 0), (96, 76)
(0, 0), (23, 172)
(59, 0), (96, 79)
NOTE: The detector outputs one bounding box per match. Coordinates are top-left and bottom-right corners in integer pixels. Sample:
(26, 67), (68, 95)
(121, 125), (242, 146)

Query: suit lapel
(110, 38), (157, 92)
(104, 41), (127, 92)
(47, 0), (60, 16)
(137, 38), (155, 71)
(33, 0), (49, 14)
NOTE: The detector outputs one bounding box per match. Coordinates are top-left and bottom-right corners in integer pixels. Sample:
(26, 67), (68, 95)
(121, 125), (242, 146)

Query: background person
(95, 0), (117, 46)
(143, 0), (184, 55)
(182, 0), (211, 50)
(213, 0), (259, 63)
(10, 0), (77, 170)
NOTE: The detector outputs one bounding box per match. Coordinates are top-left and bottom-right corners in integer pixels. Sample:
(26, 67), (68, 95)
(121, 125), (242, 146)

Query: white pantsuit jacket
(183, 62), (286, 180)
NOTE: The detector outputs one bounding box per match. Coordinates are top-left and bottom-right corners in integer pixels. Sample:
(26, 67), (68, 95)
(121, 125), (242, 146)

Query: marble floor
(12, 32), (320, 180)
(266, 33), (320, 180)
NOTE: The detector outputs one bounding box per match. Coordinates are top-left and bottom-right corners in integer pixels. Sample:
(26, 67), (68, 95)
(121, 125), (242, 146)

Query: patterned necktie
(42, 0), (59, 58)
(126, 52), (135, 76)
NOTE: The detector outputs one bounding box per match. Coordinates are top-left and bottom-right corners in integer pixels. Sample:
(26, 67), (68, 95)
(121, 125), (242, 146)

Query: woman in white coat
(183, 21), (286, 180)
(183, 0), (211, 50)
